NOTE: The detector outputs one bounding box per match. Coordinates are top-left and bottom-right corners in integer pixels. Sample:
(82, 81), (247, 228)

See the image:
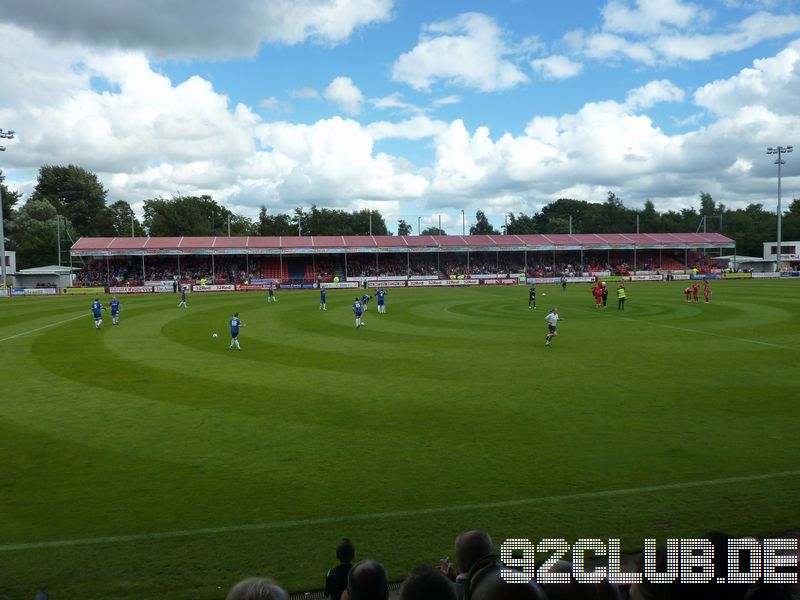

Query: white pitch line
(652, 322), (790, 349)
(1, 469), (798, 553)
(582, 307), (791, 349)
(0, 313), (88, 344)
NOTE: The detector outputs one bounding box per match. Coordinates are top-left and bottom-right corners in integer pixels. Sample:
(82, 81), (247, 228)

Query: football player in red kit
(692, 283), (700, 303)
(684, 286), (692, 302)
(592, 282), (603, 308)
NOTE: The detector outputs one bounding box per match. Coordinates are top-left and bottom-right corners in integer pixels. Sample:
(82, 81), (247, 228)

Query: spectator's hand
(438, 557), (456, 581)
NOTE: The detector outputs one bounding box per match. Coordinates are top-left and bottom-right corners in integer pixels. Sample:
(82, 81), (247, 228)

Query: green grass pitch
(0, 281), (799, 599)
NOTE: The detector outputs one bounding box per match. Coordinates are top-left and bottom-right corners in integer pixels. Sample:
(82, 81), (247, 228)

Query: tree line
(2, 164), (799, 269)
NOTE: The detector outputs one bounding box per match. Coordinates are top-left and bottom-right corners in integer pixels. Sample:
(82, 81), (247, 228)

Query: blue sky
(1, 0), (800, 232)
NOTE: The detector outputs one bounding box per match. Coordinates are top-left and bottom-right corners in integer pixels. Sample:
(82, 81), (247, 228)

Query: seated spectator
(400, 565), (457, 600)
(346, 559), (388, 600)
(469, 567), (545, 600)
(440, 530), (496, 600)
(541, 560), (621, 600)
(326, 538), (356, 600)
(226, 578), (287, 600)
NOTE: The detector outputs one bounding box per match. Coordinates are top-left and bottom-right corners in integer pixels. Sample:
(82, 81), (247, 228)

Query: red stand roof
(71, 233), (735, 255)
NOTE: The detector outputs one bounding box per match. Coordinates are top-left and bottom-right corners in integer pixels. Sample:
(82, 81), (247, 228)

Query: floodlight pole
(56, 215), (62, 266)
(0, 179), (5, 290)
(767, 145), (793, 272)
(461, 209), (465, 236)
(0, 128), (15, 290)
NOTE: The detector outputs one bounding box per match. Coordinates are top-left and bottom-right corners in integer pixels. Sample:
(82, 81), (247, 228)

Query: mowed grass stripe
(1, 467), (799, 552)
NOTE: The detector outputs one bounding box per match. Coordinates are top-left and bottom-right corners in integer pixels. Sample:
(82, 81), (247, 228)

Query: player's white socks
(230, 339), (241, 350)
(95, 319), (102, 329)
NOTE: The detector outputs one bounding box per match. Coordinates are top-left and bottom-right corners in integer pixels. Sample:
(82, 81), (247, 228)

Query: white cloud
(602, 0), (707, 34)
(432, 95), (462, 107)
(626, 79), (685, 109)
(573, 31), (658, 65)
(260, 96), (292, 112)
(530, 55), (584, 80)
(0, 0), (396, 58)
(366, 116), (448, 140)
(324, 76), (365, 115)
(391, 13), (528, 92)
(289, 87), (321, 100)
(254, 117), (428, 203)
(0, 24), (424, 214)
(654, 12), (800, 62)
(570, 2), (800, 67)
(694, 40), (800, 116)
(370, 93), (424, 114)
(6, 19), (800, 226)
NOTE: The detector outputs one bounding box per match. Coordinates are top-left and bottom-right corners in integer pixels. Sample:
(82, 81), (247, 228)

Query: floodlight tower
(767, 146), (793, 272)
(0, 128), (16, 291)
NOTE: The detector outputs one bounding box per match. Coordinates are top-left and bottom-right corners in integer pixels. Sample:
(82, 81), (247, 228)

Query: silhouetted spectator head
(541, 560), (621, 600)
(337, 538), (356, 563)
(400, 565), (457, 600)
(743, 585), (792, 600)
(226, 578), (287, 600)
(347, 559), (388, 600)
(469, 568), (545, 600)
(455, 530), (495, 574)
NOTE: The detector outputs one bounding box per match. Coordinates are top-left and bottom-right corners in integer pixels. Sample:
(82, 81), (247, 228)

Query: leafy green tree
(539, 199), (593, 233)
(30, 165), (107, 235)
(5, 198), (59, 268)
(108, 200), (144, 237)
(638, 200), (659, 232)
(291, 207), (310, 236)
(505, 212), (538, 234)
(0, 170), (22, 223)
(469, 210), (499, 234)
(699, 192), (716, 217)
(143, 195), (233, 236)
(352, 209), (389, 236)
(257, 207), (292, 236)
(397, 219), (412, 235)
(722, 203), (774, 256)
(781, 199), (800, 242)
(421, 226), (446, 235)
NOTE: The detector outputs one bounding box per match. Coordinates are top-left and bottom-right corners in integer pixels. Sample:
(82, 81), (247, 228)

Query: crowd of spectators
(8, 530), (780, 599)
(136, 529), (795, 600)
(71, 250), (717, 287)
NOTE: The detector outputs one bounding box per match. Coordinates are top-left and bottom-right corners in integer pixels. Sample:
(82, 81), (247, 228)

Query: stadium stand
(69, 234), (734, 286)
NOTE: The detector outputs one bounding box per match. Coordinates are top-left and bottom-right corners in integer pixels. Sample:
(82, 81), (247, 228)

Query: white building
(13, 265), (78, 288)
(1, 250), (15, 274)
(763, 241), (800, 268)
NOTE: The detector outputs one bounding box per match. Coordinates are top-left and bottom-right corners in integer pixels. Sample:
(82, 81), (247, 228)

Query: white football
(542, 292), (546, 296)
(212, 333), (218, 338)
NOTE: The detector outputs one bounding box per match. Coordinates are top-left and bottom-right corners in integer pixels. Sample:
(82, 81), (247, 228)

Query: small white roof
(711, 255), (772, 263)
(16, 265), (80, 275)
